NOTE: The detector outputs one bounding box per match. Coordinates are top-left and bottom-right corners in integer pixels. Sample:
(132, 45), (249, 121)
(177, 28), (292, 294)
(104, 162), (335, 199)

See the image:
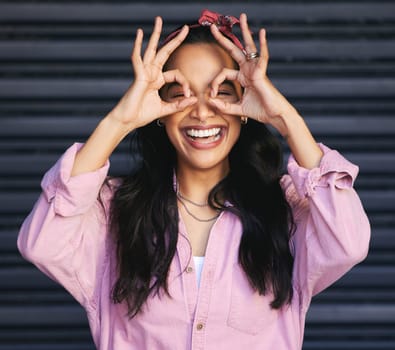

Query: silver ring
(246, 52), (260, 60)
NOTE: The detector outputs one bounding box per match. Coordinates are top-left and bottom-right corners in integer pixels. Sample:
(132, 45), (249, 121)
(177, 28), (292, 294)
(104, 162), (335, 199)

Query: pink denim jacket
(17, 143), (370, 350)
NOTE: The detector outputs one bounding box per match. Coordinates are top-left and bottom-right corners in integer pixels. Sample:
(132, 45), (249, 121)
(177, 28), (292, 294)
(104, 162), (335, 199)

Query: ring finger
(240, 13), (259, 60)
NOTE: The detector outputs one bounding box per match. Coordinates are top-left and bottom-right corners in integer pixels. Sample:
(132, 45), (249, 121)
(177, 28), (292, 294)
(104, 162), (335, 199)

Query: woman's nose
(189, 96), (215, 124)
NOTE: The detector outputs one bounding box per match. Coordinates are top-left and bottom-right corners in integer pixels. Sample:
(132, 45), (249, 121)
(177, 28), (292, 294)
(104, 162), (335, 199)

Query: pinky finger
(131, 28), (144, 68)
(259, 28), (269, 62)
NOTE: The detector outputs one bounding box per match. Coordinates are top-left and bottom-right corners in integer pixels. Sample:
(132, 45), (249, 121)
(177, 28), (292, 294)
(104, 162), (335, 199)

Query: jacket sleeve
(17, 143), (113, 310)
(281, 144), (371, 310)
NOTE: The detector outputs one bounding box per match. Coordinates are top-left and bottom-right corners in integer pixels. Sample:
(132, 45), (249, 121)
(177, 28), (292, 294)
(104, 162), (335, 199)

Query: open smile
(182, 126), (225, 148)
(186, 127), (222, 143)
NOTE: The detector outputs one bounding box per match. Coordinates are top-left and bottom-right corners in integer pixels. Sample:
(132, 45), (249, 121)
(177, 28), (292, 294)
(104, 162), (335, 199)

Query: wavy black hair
(110, 25), (295, 318)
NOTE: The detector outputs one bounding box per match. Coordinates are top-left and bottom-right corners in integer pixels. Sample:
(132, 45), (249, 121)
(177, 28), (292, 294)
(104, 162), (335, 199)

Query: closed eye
(170, 92), (185, 99)
(162, 82), (186, 101)
(216, 85), (239, 101)
(218, 90), (233, 96)
(215, 81), (239, 101)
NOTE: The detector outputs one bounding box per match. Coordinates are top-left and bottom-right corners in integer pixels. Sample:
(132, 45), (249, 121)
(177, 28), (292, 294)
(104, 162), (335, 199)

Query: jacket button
(196, 323), (204, 330)
(186, 266), (193, 273)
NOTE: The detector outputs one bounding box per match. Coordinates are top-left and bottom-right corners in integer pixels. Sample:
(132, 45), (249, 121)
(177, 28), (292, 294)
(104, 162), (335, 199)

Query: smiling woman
(16, 8), (370, 350)
(161, 42), (242, 174)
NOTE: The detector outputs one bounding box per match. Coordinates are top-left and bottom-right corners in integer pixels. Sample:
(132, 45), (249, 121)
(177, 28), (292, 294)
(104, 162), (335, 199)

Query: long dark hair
(110, 26), (295, 318)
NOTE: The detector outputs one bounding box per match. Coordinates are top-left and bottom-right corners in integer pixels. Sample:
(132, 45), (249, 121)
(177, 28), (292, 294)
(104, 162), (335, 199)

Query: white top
(193, 256), (205, 287)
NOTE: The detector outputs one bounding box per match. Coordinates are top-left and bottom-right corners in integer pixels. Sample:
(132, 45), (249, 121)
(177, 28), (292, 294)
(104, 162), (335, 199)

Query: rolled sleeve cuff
(287, 143), (359, 198)
(41, 143), (110, 216)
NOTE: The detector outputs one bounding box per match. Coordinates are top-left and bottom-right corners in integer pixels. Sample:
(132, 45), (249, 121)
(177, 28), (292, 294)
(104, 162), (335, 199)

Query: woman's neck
(176, 165), (228, 205)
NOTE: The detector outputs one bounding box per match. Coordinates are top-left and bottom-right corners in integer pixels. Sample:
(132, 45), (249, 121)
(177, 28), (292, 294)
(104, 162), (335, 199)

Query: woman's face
(162, 43), (242, 176)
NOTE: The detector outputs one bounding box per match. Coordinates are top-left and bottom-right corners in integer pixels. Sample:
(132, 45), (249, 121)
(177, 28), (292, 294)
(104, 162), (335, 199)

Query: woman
(17, 9), (370, 350)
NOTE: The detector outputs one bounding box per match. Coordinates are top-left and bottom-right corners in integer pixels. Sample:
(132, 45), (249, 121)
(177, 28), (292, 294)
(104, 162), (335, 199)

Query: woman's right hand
(71, 17), (197, 176)
(108, 17), (197, 132)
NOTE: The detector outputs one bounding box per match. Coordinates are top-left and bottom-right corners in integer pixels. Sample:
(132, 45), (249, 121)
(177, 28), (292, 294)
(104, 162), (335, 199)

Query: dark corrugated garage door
(1, 1), (394, 349)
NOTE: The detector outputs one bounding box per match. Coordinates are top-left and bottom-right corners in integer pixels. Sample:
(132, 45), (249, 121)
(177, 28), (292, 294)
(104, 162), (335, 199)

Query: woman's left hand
(209, 13), (297, 136)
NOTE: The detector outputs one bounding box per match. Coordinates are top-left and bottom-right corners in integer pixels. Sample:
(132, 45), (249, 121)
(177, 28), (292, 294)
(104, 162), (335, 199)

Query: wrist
(279, 112), (323, 169)
(270, 106), (302, 138)
(101, 113), (134, 143)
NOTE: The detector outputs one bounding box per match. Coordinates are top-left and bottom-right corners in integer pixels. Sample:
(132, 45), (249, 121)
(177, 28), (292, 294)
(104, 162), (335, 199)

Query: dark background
(1, 1), (395, 349)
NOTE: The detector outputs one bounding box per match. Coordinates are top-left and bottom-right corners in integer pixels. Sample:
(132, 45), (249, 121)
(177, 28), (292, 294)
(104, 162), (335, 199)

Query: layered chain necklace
(176, 186), (220, 223)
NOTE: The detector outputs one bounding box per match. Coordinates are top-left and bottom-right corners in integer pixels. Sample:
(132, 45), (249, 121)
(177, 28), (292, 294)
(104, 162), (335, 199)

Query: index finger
(155, 25), (189, 67)
(210, 24), (245, 65)
(163, 69), (192, 98)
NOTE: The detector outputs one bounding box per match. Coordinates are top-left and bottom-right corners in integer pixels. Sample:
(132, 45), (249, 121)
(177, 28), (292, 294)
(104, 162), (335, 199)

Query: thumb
(208, 97), (225, 110)
(161, 96), (197, 116)
(208, 98), (242, 116)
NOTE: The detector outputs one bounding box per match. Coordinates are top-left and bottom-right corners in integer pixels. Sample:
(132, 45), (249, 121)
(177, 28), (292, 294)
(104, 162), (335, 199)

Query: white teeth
(186, 128), (221, 138)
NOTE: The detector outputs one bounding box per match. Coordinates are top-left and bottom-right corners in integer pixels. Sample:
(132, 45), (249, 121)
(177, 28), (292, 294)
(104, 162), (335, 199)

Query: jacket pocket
(227, 263), (278, 335)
